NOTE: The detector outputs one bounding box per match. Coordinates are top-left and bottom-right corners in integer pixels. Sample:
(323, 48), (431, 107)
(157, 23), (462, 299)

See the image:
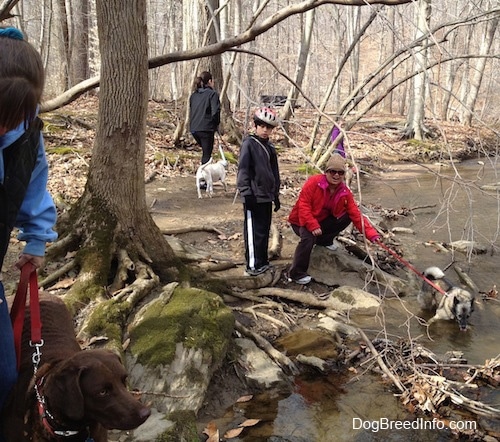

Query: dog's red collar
(35, 376), (90, 439)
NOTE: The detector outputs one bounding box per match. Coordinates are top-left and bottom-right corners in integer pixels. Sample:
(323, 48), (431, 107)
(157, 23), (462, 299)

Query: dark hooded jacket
(189, 87), (220, 132)
(237, 135), (280, 203)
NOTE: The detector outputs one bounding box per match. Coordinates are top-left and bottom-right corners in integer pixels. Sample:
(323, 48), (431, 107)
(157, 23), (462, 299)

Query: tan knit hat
(326, 153), (346, 172)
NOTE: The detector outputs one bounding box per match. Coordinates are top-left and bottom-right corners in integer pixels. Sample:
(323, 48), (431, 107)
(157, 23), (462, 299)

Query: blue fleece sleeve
(16, 132), (58, 256)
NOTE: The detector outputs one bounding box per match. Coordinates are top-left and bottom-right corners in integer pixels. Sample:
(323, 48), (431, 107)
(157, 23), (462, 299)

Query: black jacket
(189, 87), (220, 132)
(237, 135), (280, 203)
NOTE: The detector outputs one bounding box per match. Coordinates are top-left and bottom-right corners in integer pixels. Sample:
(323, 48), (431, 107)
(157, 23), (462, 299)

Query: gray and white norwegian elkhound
(417, 266), (475, 331)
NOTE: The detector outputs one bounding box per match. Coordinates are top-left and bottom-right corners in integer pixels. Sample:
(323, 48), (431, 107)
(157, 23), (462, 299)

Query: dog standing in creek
(418, 266), (475, 331)
(1, 294), (150, 441)
(196, 142), (228, 198)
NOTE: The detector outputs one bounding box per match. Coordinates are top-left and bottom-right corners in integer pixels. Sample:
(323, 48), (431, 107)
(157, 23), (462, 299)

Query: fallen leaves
(202, 395), (261, 440)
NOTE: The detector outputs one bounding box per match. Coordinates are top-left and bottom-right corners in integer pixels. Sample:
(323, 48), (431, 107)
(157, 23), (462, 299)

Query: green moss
(155, 410), (198, 442)
(64, 282), (106, 315)
(297, 164), (321, 175)
(46, 146), (81, 155)
(331, 290), (355, 304)
(130, 287), (234, 368)
(406, 139), (435, 150)
(85, 300), (130, 343)
(217, 150), (237, 164)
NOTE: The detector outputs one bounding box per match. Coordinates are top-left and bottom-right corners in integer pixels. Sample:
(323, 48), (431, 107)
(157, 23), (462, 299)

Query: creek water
(217, 159), (500, 441)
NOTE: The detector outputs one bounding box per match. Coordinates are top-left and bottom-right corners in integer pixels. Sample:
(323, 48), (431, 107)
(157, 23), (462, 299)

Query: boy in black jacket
(237, 108), (281, 276)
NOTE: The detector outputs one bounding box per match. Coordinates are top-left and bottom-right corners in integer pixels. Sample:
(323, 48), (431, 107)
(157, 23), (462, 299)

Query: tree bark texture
(69, 0), (181, 283)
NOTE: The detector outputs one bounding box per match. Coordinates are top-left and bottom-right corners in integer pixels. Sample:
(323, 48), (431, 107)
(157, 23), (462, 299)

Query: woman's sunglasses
(326, 169), (345, 176)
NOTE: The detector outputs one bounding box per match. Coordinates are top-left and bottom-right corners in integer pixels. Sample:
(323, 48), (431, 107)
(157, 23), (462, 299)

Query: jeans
(0, 282), (17, 441)
(289, 213), (351, 280)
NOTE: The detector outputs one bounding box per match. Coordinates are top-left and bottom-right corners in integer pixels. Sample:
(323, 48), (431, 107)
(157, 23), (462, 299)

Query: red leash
(10, 263), (43, 369)
(375, 240), (447, 295)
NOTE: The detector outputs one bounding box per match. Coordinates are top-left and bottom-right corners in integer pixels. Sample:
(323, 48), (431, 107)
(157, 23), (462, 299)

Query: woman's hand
(14, 253), (44, 270)
(311, 228), (322, 236)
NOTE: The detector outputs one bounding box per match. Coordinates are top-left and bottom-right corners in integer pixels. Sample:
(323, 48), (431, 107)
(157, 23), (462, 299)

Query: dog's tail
(423, 266), (445, 280)
(200, 157), (213, 170)
(218, 143), (228, 167)
(423, 266), (454, 292)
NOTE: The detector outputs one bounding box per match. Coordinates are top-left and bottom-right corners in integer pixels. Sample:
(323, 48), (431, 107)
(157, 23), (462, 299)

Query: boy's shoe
(293, 275), (312, 285)
(199, 180), (207, 190)
(244, 264), (270, 277)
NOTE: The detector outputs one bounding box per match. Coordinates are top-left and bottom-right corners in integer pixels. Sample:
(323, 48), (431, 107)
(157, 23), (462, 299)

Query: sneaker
(244, 264), (270, 277)
(293, 275), (312, 285)
(325, 243), (338, 251)
(199, 181), (207, 190)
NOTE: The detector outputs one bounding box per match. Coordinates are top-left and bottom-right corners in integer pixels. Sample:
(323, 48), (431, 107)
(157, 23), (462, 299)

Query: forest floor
(2, 96), (499, 438)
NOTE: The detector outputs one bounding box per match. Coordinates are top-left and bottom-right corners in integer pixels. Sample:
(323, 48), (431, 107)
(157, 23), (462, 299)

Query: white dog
(196, 144), (228, 198)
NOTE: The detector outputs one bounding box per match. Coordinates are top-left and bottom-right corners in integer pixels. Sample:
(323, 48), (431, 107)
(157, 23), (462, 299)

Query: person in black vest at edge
(237, 107), (281, 276)
(0, 27), (57, 441)
(189, 71), (221, 169)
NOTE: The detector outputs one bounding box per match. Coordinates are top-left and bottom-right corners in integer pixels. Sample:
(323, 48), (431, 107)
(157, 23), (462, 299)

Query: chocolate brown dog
(1, 295), (150, 441)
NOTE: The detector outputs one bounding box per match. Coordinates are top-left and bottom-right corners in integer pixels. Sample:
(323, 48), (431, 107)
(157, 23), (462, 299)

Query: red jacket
(288, 174), (379, 241)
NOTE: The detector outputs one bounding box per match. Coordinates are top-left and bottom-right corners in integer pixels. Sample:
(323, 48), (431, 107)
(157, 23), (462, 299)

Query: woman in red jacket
(288, 154), (380, 284)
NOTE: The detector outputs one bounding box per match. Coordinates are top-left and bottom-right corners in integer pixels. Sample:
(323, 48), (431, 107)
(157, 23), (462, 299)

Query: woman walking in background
(189, 71), (221, 165)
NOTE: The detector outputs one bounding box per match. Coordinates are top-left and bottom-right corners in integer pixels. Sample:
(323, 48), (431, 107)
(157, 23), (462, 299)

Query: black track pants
(243, 202), (272, 271)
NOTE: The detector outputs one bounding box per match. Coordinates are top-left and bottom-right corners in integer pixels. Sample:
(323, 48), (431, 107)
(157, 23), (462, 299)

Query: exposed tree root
(268, 221), (282, 259)
(242, 287), (335, 309)
(160, 225), (225, 236)
(196, 260), (238, 272)
(40, 260), (76, 289)
(109, 249), (136, 293)
(112, 262), (160, 303)
(234, 320), (298, 375)
(232, 306), (292, 332)
(76, 261), (160, 344)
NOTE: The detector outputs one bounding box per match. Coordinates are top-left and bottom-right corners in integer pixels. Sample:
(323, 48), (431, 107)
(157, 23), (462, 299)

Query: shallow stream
(214, 159), (500, 441)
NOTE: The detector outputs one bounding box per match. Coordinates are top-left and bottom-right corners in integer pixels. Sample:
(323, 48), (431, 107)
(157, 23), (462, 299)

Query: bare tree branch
(41, 0), (413, 112)
(0, 0), (20, 21)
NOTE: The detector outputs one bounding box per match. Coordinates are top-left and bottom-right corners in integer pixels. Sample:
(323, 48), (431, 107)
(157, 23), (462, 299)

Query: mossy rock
(129, 286), (234, 368)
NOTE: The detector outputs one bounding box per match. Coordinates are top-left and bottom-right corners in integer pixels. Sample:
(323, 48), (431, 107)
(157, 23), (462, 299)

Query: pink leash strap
(375, 240), (447, 295)
(10, 263), (42, 369)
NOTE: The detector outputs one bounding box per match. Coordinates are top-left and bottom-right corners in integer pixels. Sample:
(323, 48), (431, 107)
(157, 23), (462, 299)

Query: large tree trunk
(54, 0), (181, 310)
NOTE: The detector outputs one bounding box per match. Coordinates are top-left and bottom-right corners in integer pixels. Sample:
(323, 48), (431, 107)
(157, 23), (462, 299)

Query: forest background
(1, 0), (499, 439)
(4, 0), (499, 143)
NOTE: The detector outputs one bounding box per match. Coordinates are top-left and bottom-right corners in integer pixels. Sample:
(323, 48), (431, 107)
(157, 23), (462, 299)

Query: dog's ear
(45, 361), (86, 421)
